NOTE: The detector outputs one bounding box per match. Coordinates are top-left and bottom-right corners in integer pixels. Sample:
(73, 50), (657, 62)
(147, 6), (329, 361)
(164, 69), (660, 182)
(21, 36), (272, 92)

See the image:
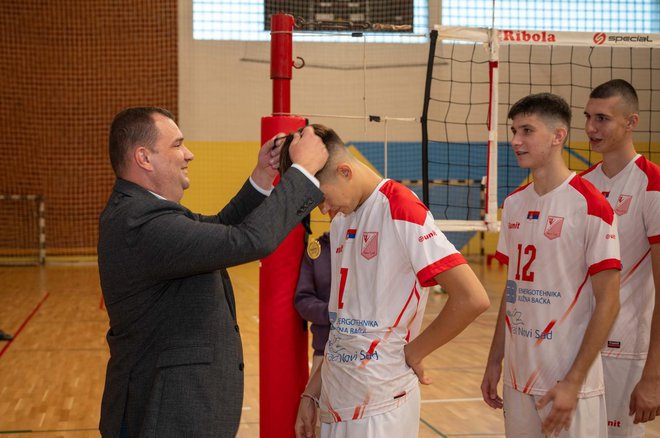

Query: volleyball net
(423, 26), (660, 234)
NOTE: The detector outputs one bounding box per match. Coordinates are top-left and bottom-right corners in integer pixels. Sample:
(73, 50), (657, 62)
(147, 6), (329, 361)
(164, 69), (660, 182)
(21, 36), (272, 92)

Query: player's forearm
(407, 266), (489, 362)
(564, 270), (620, 386)
(641, 243), (660, 381)
(486, 291), (508, 367)
(303, 359), (323, 398)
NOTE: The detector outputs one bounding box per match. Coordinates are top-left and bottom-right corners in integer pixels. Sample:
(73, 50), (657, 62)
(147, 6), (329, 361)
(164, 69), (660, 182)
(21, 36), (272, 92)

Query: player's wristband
(300, 392), (319, 406)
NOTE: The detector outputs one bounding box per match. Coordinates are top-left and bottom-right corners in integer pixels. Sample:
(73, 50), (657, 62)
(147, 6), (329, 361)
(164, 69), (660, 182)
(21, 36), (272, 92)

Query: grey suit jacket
(98, 168), (323, 437)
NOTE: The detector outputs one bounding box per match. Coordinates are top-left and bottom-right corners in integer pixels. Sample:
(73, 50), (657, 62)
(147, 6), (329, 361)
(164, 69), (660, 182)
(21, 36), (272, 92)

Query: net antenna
(423, 25), (660, 233)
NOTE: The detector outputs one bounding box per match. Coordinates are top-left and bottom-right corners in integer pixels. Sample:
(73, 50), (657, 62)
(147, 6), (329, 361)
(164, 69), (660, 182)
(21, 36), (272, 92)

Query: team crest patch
(614, 194), (632, 215)
(361, 232), (379, 260)
(544, 216), (564, 240)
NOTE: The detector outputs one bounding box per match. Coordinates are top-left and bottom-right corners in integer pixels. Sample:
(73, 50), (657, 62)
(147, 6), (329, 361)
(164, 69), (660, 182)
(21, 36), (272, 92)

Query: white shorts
(603, 356), (646, 437)
(320, 384), (420, 438)
(503, 385), (606, 438)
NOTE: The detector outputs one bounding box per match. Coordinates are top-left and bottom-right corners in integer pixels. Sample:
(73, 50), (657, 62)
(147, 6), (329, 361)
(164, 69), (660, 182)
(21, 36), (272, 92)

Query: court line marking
(419, 417), (448, 437)
(0, 428), (98, 434)
(0, 292), (50, 359)
(421, 397), (484, 404)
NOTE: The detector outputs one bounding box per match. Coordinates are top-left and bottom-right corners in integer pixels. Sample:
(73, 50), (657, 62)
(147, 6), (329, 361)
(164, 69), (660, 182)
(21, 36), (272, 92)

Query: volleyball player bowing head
(481, 93), (621, 438)
(280, 124), (490, 438)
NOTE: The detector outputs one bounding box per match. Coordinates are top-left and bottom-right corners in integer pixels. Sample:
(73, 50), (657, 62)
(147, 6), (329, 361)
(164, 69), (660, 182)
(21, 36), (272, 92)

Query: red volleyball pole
(259, 13), (308, 438)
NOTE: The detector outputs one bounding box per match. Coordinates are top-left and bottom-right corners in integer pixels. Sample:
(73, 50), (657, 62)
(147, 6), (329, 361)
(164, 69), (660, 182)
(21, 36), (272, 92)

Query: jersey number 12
(515, 243), (536, 282)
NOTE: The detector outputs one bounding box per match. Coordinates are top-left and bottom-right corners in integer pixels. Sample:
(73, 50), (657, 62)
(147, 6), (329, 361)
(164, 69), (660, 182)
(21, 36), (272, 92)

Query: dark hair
(590, 79), (639, 113)
(108, 107), (175, 176)
(507, 92), (571, 129)
(279, 124), (345, 180)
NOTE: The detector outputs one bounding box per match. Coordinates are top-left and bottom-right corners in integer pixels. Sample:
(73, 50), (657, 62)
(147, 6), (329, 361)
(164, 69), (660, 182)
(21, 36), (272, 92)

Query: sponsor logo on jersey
(346, 229), (357, 239)
(418, 230), (437, 242)
(335, 245), (343, 254)
(614, 194), (632, 215)
(606, 233), (616, 240)
(544, 216), (564, 240)
(506, 280), (517, 304)
(608, 420), (622, 428)
(516, 287), (561, 304)
(607, 340), (621, 349)
(527, 211), (540, 220)
(500, 30), (556, 43)
(506, 308), (523, 326)
(361, 232), (379, 260)
(508, 222), (520, 229)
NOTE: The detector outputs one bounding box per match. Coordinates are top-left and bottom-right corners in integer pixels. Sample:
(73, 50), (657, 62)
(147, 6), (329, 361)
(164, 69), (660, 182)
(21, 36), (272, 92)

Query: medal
(307, 239), (321, 260)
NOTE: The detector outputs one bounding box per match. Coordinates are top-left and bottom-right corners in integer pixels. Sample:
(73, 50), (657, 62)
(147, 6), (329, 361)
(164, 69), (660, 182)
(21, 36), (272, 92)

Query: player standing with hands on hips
(282, 124), (490, 438)
(481, 93), (621, 437)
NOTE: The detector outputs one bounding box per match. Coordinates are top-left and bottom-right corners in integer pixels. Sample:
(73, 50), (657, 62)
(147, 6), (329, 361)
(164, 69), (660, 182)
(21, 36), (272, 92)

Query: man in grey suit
(98, 107), (328, 437)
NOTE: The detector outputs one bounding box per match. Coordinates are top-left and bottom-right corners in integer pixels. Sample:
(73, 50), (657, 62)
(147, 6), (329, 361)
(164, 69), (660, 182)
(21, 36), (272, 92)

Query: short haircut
(508, 92), (572, 131)
(279, 123), (347, 181)
(108, 107), (175, 176)
(590, 79), (639, 113)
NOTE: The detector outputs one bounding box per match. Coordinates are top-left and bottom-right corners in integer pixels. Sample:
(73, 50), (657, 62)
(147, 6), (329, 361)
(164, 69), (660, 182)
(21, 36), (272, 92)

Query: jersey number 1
(338, 267), (348, 309)
(515, 244), (536, 281)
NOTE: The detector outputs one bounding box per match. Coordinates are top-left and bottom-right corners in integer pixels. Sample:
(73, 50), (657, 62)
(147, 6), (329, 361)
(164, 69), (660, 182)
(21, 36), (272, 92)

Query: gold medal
(307, 239), (321, 260)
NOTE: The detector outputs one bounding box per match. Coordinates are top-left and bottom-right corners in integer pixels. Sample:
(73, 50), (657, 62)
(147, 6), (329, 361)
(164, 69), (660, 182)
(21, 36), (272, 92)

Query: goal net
(0, 195), (45, 265)
(423, 26), (660, 234)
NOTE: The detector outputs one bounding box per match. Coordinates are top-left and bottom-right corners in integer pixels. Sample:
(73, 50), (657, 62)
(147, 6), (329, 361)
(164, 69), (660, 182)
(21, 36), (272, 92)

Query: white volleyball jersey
(494, 173), (620, 398)
(581, 154), (660, 359)
(320, 179), (466, 423)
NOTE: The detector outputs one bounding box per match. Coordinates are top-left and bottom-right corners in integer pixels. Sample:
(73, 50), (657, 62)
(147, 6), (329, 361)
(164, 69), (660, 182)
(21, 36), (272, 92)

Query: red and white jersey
(494, 173), (620, 398)
(581, 154), (660, 359)
(320, 179), (466, 423)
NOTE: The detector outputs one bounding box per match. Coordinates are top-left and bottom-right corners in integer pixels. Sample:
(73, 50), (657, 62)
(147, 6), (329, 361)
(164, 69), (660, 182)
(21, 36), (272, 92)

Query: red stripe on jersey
(650, 235), (660, 245)
(392, 285), (419, 328)
(494, 251), (509, 265)
(569, 175), (615, 225)
(503, 181), (533, 208)
(360, 339), (381, 368)
(379, 180), (428, 225)
(588, 258), (621, 276)
(352, 404), (364, 420)
(523, 368), (541, 394)
(508, 364), (518, 391)
(417, 253), (467, 287)
(622, 248), (651, 285)
(505, 314), (512, 335)
(328, 404), (342, 422)
(561, 272), (589, 323)
(634, 155), (660, 192)
(579, 161), (602, 178)
(534, 320), (556, 347)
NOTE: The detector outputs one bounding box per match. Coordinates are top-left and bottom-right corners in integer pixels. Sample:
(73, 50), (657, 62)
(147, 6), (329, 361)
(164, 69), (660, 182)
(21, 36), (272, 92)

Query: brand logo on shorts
(544, 216), (564, 240)
(607, 340), (621, 349)
(614, 194), (632, 215)
(361, 232), (378, 260)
